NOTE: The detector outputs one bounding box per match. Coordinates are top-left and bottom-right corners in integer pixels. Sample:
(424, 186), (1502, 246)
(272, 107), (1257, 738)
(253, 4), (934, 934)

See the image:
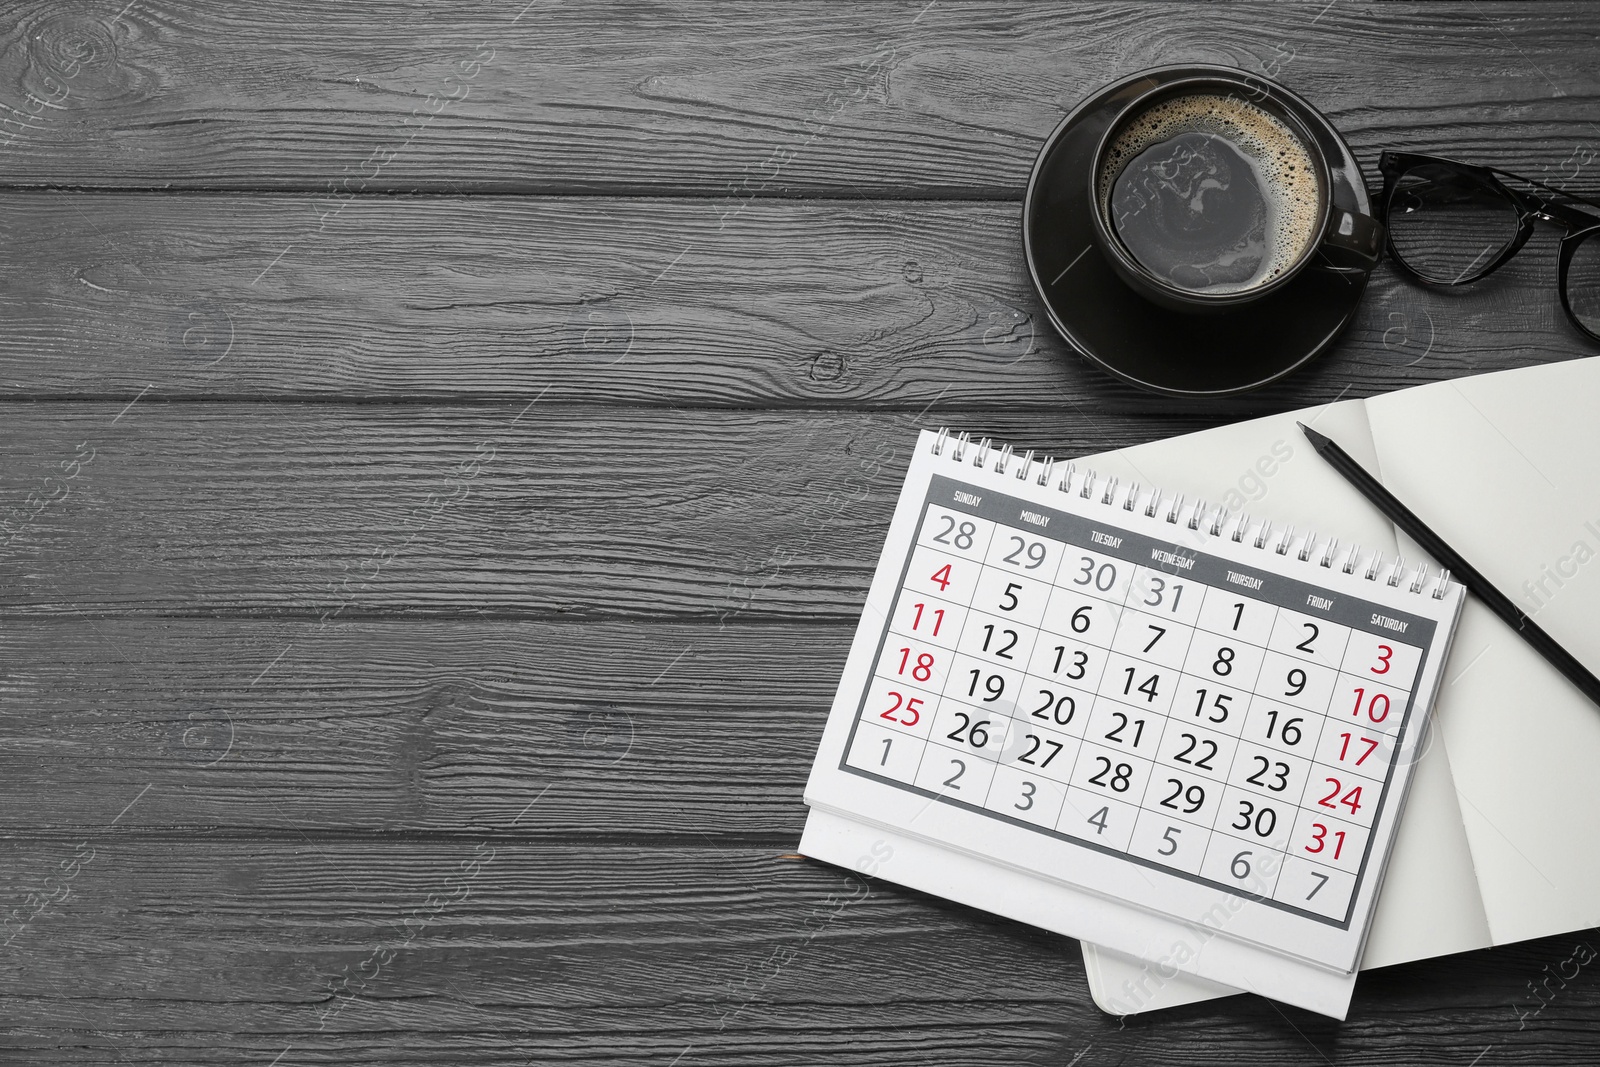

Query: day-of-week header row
(928, 476), (1430, 641)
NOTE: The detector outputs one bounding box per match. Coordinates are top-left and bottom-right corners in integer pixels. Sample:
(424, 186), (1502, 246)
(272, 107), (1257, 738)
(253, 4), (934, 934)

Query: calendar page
(804, 431), (1464, 974)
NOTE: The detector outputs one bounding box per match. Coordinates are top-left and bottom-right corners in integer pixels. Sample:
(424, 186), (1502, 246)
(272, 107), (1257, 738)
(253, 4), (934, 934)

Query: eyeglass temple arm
(1381, 152), (1600, 215)
(1486, 165), (1600, 214)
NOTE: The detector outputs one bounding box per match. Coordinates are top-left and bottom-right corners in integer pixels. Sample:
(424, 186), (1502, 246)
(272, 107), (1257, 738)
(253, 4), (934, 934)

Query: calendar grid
(1190, 582), (1283, 887)
(1025, 545), (1149, 818)
(840, 475), (1439, 928)
(1052, 546), (1147, 843)
(903, 519), (989, 806)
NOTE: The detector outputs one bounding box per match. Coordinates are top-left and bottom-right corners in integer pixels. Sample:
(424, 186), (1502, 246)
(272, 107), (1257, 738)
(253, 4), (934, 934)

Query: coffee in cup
(1087, 73), (1381, 312)
(1099, 93), (1321, 295)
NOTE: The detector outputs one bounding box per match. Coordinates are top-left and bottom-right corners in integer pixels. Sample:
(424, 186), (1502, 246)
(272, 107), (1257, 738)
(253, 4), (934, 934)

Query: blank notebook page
(1366, 356), (1600, 946)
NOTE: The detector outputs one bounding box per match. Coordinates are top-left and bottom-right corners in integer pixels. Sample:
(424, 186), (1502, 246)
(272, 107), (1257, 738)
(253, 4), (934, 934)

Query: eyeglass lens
(1388, 163), (1521, 284)
(1569, 231), (1600, 337)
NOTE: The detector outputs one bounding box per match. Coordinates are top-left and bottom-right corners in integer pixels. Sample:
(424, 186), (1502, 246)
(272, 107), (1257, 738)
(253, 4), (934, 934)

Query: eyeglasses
(1377, 150), (1600, 343)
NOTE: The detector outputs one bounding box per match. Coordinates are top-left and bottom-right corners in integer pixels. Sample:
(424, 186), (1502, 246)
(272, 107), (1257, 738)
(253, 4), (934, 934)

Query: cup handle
(1318, 209), (1385, 272)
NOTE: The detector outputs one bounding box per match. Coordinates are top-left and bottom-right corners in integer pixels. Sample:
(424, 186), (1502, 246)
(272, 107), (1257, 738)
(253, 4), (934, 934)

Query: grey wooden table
(2, 2), (1597, 1063)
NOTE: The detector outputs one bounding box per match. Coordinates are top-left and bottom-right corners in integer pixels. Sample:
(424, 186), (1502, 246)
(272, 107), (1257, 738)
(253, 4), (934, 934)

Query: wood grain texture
(0, 405), (1225, 618)
(2, 193), (1591, 411)
(0, 618), (840, 837)
(0, 2), (1597, 195)
(5, 0), (1599, 1060)
(0, 839), (1595, 1066)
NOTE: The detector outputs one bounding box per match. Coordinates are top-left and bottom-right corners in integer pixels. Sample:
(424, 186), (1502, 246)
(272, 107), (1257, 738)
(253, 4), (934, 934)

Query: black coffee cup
(1088, 70), (1382, 312)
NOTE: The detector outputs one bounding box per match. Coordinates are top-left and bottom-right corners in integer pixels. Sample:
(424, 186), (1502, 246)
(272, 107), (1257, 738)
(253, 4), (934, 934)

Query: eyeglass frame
(1376, 150), (1600, 342)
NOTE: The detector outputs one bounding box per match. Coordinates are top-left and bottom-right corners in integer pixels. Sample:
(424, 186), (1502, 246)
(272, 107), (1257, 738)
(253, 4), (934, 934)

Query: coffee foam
(1098, 93), (1321, 285)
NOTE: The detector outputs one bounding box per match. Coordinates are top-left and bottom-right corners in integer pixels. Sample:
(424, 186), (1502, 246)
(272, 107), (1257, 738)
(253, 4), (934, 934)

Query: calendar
(804, 430), (1464, 974)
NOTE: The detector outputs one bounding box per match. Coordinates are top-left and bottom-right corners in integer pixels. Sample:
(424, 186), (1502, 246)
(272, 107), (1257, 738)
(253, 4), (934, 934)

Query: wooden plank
(1, 2), (1596, 194)
(0, 839), (1593, 1062)
(0, 841), (1083, 1060)
(2, 193), (1590, 410)
(0, 406), (1221, 619)
(0, 618), (841, 837)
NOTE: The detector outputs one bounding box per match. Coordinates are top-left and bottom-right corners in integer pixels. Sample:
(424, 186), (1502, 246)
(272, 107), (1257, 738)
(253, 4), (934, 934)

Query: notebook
(800, 413), (1466, 1012)
(1078, 355), (1600, 1015)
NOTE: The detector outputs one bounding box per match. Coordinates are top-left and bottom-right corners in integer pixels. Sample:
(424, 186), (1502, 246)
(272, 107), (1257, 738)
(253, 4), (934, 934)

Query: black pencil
(1298, 422), (1600, 707)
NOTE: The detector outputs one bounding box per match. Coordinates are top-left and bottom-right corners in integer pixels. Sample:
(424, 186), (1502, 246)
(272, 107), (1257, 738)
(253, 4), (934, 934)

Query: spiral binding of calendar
(931, 428), (1451, 600)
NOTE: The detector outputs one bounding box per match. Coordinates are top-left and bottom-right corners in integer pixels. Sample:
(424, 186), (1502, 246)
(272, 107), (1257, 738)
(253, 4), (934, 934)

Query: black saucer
(1023, 65), (1377, 397)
